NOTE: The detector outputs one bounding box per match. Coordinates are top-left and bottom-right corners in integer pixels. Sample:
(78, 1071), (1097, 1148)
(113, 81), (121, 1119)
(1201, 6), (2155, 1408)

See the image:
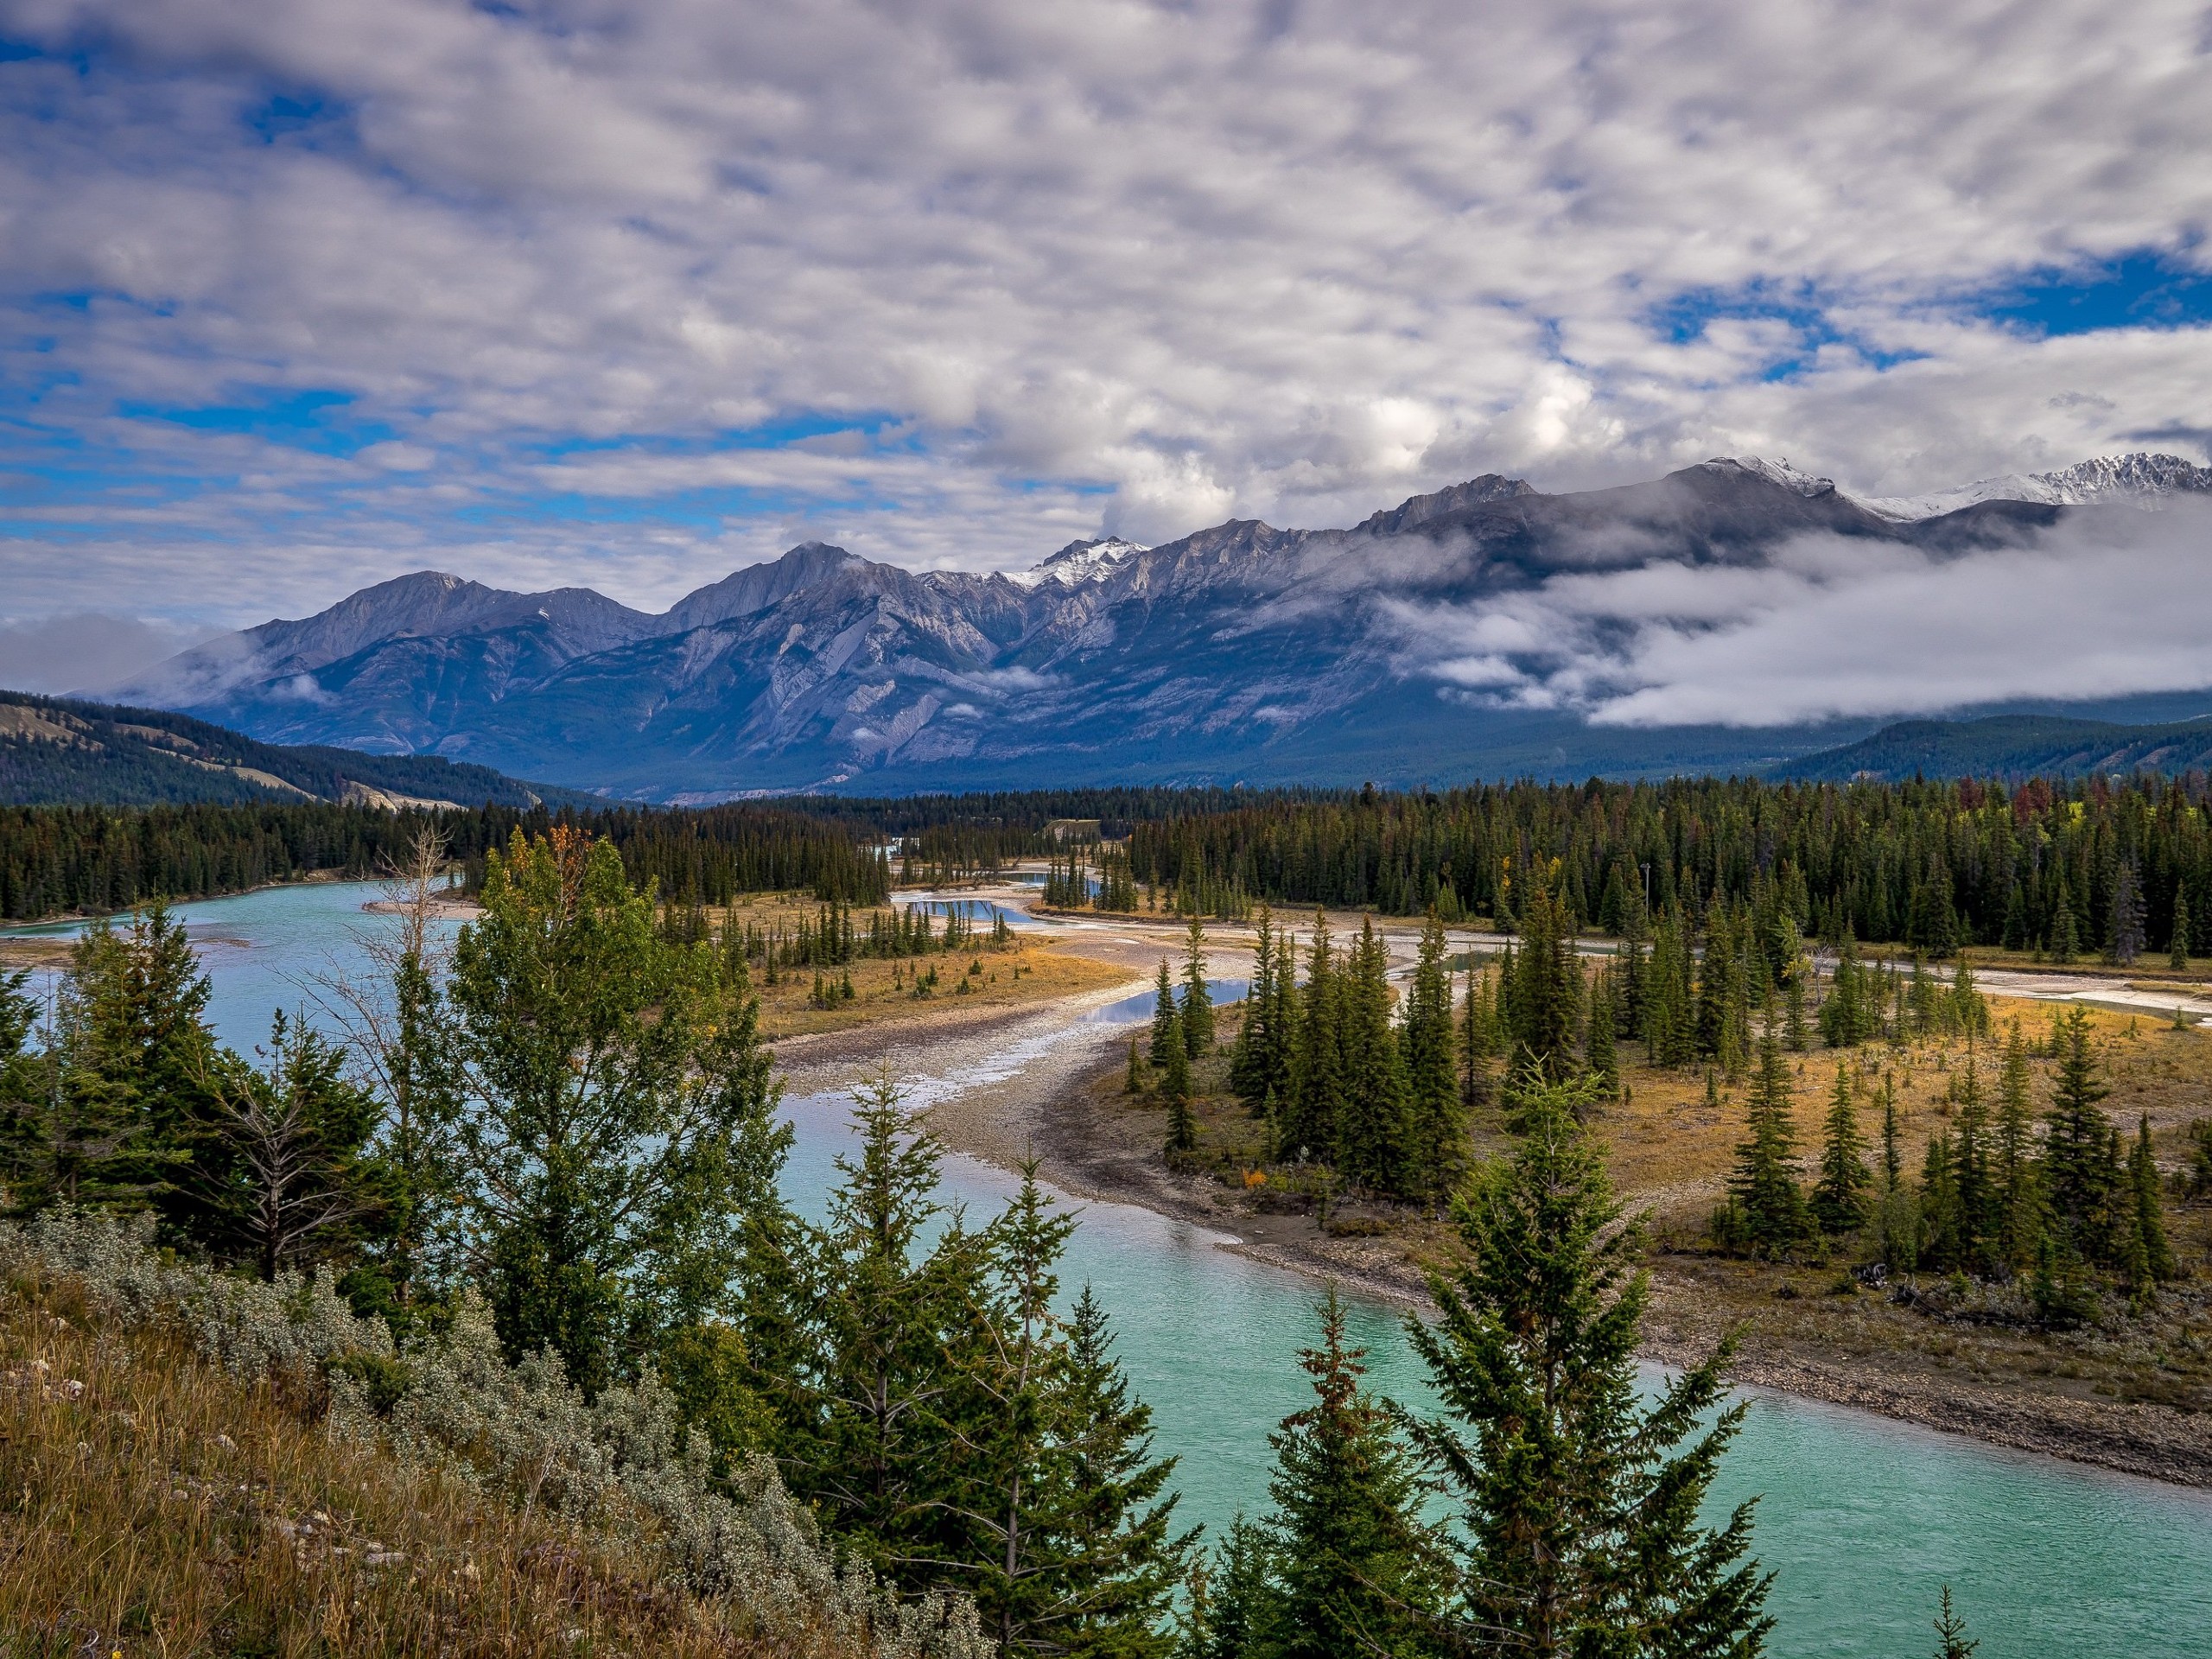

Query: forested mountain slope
(0, 690), (576, 808)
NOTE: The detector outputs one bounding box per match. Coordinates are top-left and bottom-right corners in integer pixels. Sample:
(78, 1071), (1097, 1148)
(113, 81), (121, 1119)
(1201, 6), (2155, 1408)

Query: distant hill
(1776, 715), (2212, 782)
(0, 690), (584, 808)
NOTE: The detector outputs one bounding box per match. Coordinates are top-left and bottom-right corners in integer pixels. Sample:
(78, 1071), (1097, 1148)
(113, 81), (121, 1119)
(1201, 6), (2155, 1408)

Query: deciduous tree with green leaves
(435, 827), (789, 1395)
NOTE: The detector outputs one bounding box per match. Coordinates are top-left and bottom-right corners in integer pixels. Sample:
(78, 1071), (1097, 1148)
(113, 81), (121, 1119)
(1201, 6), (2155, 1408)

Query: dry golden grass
(733, 913), (1128, 1040)
(0, 1279), (852, 1659)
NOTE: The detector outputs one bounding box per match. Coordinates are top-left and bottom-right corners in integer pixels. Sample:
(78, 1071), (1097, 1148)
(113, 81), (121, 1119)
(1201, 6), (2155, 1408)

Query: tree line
(0, 798), (890, 921)
(0, 824), (1826, 1656)
(1122, 773), (2212, 957)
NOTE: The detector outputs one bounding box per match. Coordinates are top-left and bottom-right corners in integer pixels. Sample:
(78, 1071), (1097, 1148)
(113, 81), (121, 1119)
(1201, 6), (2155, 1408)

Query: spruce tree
(1951, 1054), (1995, 1274)
(2171, 887), (2192, 970)
(1278, 918), (1343, 1166)
(1460, 963), (1497, 1108)
(2108, 861), (2146, 967)
(1152, 960), (1182, 1067)
(1189, 1515), (1280, 1659)
(1230, 911), (1278, 1110)
(1338, 919), (1410, 1195)
(1263, 1290), (1444, 1659)
(2043, 1005), (2120, 1262)
(1181, 917), (1217, 1056)
(0, 969), (49, 1213)
(1586, 974), (1619, 1095)
(1402, 912), (1465, 1202)
(196, 1010), (383, 1281)
(1408, 1074), (1773, 1657)
(2125, 1115), (2176, 1291)
(2048, 879), (2080, 963)
(946, 1184), (1192, 1655)
(1163, 1014), (1197, 1156)
(788, 1074), (989, 1580)
(48, 904), (213, 1222)
(1930, 1586), (1979, 1659)
(1810, 1065), (1872, 1236)
(1509, 884), (1582, 1077)
(1725, 1029), (1811, 1257)
(1994, 1023), (2044, 1271)
(1048, 1287), (1193, 1656)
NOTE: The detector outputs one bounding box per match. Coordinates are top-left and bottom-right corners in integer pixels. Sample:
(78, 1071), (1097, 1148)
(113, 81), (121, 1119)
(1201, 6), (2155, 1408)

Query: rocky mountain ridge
(105, 452), (2212, 798)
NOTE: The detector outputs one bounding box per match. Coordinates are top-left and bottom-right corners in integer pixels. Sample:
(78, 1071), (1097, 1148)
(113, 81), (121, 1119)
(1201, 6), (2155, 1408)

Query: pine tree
(1725, 1029), (1811, 1257)
(1402, 912), (1465, 1202)
(1919, 1128), (1961, 1272)
(1645, 906), (1697, 1066)
(1127, 1036), (1145, 1095)
(2044, 1005), (2120, 1263)
(1408, 1074), (1773, 1657)
(1181, 917), (1217, 1056)
(1810, 1065), (1872, 1236)
(1188, 1515), (1279, 1659)
(1151, 960), (1182, 1067)
(1263, 1290), (1445, 1659)
(2171, 887), (2192, 970)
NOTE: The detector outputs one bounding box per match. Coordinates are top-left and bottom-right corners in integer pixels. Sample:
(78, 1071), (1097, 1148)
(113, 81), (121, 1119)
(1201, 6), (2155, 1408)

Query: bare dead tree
(307, 823), (459, 1306)
(198, 1014), (375, 1281)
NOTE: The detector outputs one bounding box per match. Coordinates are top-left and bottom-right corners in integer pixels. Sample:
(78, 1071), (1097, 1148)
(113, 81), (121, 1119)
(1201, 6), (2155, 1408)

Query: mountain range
(94, 452), (2212, 799)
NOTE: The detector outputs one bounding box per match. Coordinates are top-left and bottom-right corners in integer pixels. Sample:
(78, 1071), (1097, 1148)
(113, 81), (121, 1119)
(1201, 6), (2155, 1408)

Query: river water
(11, 880), (2212, 1656)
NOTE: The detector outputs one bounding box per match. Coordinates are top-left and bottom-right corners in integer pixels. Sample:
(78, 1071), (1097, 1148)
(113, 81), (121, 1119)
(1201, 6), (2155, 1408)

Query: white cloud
(1385, 499), (2212, 727)
(0, 612), (218, 695)
(1, 0), (2210, 641)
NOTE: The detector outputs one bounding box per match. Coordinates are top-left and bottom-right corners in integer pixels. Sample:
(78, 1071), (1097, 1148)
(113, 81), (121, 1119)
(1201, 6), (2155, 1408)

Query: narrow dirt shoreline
(769, 980), (2212, 1493)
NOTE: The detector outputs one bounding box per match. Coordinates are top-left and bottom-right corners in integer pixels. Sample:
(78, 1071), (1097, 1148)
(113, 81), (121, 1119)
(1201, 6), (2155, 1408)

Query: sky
(3, 0), (2212, 699)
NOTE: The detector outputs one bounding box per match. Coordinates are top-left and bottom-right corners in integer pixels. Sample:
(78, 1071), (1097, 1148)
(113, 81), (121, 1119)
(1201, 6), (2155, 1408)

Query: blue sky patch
(1979, 250), (2212, 336)
(1643, 281), (1923, 379)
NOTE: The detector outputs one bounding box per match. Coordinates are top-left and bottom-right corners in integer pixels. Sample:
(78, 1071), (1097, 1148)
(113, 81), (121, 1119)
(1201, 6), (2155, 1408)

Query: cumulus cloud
(1386, 499), (2212, 727)
(1, 0), (2210, 648)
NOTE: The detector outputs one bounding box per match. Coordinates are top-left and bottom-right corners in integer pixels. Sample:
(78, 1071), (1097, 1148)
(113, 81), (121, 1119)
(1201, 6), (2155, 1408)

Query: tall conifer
(1408, 1075), (1773, 1656)
(1810, 1065), (1872, 1236)
(1262, 1292), (1445, 1658)
(1402, 912), (1465, 1201)
(1181, 918), (1217, 1056)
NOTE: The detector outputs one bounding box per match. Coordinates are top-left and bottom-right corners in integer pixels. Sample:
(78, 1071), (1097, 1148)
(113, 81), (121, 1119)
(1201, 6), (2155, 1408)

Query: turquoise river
(9, 880), (2211, 1656)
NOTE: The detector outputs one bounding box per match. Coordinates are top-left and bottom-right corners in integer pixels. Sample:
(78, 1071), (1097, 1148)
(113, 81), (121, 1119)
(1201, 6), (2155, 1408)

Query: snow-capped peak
(1006, 537), (1148, 589)
(1697, 456), (1839, 497)
(1857, 452), (2212, 522)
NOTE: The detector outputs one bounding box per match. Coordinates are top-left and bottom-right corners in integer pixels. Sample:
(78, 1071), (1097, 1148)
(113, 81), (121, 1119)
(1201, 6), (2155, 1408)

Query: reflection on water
(17, 880), (2212, 1656)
